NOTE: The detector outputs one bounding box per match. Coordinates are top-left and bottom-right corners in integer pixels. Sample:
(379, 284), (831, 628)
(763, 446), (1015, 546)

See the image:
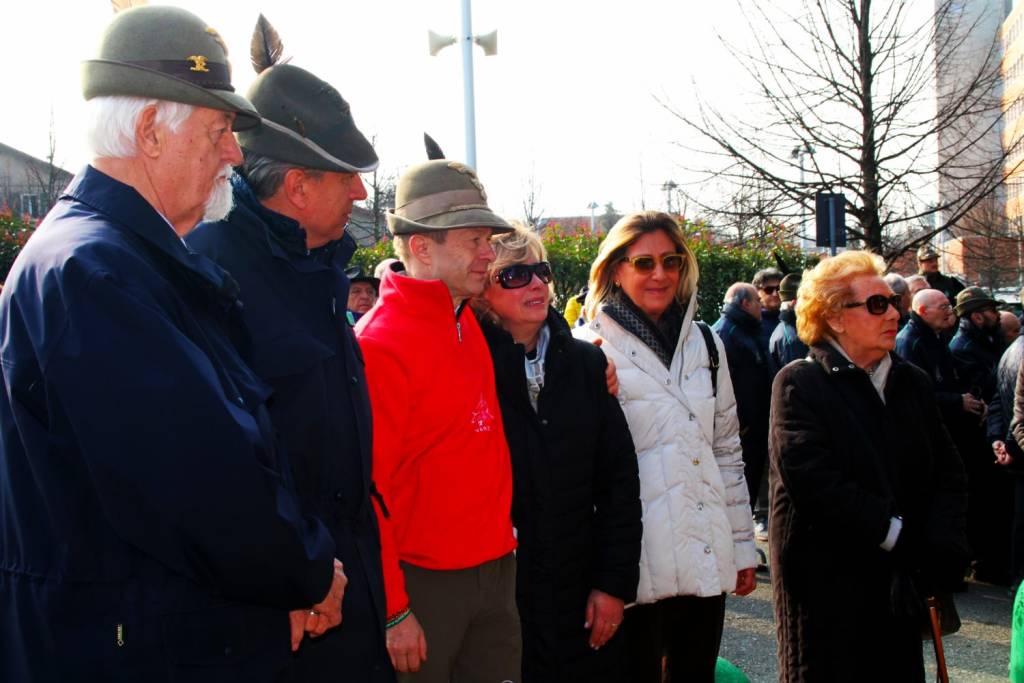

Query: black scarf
(602, 291), (685, 368)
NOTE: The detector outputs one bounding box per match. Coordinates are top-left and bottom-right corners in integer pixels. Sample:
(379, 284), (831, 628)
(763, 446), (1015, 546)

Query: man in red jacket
(355, 160), (519, 682)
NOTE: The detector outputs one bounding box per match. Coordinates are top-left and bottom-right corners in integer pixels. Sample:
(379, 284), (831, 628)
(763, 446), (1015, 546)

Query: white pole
(460, 0), (477, 170)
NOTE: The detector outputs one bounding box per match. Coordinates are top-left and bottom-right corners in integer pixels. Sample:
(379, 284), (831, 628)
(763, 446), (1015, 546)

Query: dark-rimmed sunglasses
(760, 285), (780, 295)
(843, 294), (902, 315)
(496, 261), (554, 289)
(622, 253), (686, 274)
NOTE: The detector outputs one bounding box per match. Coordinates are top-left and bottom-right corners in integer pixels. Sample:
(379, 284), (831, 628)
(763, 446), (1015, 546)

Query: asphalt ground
(718, 543), (1014, 682)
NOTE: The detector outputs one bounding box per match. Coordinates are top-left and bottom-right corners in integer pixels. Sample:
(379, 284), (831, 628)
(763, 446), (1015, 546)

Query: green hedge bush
(353, 220), (811, 324)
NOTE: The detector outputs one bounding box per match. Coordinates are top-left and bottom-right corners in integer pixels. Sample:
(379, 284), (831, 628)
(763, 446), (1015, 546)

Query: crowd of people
(0, 6), (1017, 683)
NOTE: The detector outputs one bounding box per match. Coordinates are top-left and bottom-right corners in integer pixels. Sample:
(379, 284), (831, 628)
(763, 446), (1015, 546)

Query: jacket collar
(65, 165), (240, 309)
(780, 307), (797, 325)
(377, 268), (466, 322)
(808, 342), (910, 382)
(723, 301), (761, 333)
(907, 312), (942, 341)
(230, 172), (356, 273)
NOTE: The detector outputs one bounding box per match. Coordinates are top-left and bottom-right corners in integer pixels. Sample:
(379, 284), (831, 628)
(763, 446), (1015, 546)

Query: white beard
(202, 168), (235, 222)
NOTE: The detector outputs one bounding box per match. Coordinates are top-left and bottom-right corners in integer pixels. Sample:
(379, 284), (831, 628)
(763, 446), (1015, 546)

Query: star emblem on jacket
(470, 394), (495, 433)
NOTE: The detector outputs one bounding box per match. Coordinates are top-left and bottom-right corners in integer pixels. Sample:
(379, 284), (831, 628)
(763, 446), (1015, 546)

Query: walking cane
(927, 596), (949, 683)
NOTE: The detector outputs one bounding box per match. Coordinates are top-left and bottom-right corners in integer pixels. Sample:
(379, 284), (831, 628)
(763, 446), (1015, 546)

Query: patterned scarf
(602, 291), (684, 368)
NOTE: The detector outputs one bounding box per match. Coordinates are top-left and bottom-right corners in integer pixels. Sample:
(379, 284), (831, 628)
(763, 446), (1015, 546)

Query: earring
(614, 281), (620, 287)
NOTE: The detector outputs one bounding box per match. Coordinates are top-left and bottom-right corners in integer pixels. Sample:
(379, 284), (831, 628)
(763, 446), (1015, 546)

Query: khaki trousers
(399, 553), (521, 683)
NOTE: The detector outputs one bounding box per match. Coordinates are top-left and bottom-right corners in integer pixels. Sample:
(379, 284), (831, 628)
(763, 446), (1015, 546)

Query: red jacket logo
(470, 395), (495, 433)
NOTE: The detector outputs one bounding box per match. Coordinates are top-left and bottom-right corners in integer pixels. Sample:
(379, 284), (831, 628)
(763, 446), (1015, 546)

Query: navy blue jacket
(712, 303), (773, 500)
(768, 307), (808, 374)
(188, 176), (391, 681)
(0, 167), (336, 682)
(759, 307), (780, 356)
(949, 317), (1003, 403)
(895, 312), (964, 425)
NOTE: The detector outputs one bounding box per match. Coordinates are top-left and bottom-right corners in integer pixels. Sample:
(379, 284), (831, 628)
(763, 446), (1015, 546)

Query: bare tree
(957, 193), (1020, 290)
(521, 165), (545, 230)
(667, 0), (1020, 263)
(24, 110), (66, 216)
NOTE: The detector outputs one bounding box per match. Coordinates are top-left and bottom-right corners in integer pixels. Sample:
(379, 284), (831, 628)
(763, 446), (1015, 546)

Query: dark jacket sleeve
(582, 344), (642, 603)
(46, 270), (335, 608)
(770, 364), (892, 547)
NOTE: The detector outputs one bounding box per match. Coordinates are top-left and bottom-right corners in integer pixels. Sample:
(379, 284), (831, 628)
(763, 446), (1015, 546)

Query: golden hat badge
(187, 55), (209, 72)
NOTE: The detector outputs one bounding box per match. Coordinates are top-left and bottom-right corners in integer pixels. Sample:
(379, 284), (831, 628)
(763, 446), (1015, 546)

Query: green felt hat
(387, 160), (512, 235)
(82, 6), (259, 131)
(238, 64), (378, 173)
(955, 286), (997, 317)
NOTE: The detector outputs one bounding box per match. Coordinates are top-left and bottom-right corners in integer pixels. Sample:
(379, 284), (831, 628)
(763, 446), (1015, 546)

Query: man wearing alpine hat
(356, 161), (521, 682)
(0, 7), (345, 681)
(917, 244), (965, 307)
(188, 22), (394, 679)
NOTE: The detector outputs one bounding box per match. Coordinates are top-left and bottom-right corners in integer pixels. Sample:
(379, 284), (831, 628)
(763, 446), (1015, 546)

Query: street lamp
(790, 141), (815, 250)
(661, 180), (678, 215)
(587, 201), (599, 233)
(428, 0), (497, 171)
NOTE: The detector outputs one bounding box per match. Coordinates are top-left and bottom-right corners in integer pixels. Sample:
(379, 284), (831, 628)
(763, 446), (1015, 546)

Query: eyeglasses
(621, 253), (686, 274)
(760, 286), (780, 295)
(496, 261), (554, 289)
(843, 294), (902, 315)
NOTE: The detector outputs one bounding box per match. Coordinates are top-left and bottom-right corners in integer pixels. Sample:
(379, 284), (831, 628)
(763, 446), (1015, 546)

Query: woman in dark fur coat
(769, 250), (969, 682)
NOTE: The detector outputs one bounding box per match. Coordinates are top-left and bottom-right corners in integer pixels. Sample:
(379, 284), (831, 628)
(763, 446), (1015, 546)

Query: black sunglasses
(843, 294), (902, 315)
(760, 286), (780, 295)
(496, 261), (554, 289)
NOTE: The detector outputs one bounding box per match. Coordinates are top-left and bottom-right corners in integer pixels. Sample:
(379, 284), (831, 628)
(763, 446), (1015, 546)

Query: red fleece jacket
(355, 271), (515, 617)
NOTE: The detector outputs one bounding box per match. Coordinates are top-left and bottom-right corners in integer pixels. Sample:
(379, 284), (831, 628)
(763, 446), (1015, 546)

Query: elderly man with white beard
(0, 7), (347, 682)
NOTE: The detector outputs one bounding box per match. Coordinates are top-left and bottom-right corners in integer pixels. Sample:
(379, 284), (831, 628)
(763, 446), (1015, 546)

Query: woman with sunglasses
(474, 226), (642, 683)
(573, 211), (756, 682)
(768, 250), (968, 682)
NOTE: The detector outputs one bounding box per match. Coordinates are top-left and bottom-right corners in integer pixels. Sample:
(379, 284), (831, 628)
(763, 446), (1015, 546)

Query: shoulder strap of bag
(694, 321), (719, 396)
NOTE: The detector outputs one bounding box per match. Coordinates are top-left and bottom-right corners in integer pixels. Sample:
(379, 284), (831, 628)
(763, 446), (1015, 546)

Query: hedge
(352, 220), (811, 324)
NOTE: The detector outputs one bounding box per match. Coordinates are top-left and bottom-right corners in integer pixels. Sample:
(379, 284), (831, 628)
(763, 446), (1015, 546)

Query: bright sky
(3, 1), (768, 221)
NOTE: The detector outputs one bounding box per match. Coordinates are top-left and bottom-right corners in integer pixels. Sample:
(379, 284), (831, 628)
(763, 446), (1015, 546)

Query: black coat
(712, 303), (773, 501)
(188, 176), (391, 681)
(769, 345), (968, 683)
(949, 317), (1003, 403)
(481, 308), (642, 683)
(0, 167), (336, 682)
(923, 270), (965, 307)
(895, 312), (965, 425)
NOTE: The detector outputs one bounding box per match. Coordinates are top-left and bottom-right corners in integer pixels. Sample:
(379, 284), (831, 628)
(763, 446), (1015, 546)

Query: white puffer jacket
(574, 292), (756, 603)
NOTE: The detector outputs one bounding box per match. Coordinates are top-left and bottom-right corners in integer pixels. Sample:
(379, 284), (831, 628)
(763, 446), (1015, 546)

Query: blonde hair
(473, 223), (550, 322)
(584, 211), (698, 321)
(796, 250), (887, 345)
(489, 222), (547, 277)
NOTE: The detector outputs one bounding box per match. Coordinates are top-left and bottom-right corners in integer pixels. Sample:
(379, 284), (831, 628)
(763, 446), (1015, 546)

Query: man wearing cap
(347, 269), (380, 322)
(187, 59), (393, 681)
(355, 160), (520, 682)
(950, 286), (1013, 585)
(0, 7), (346, 681)
(917, 244), (965, 307)
(768, 272), (808, 373)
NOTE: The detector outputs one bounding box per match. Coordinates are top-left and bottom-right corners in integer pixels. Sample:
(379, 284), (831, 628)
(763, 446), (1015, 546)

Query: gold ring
(309, 610), (318, 616)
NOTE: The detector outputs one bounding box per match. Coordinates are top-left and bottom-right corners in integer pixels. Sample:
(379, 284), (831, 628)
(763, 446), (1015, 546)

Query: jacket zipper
(455, 300), (468, 343)
(116, 623), (125, 647)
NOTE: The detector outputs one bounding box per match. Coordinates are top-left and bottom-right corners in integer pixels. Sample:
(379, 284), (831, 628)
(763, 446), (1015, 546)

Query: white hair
(85, 96), (195, 159)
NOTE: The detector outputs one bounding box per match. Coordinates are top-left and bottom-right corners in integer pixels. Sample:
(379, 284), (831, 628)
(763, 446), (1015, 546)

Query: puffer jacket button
(692, 458), (700, 466)
(697, 502), (704, 511)
(688, 413), (695, 421)
(704, 545), (712, 554)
